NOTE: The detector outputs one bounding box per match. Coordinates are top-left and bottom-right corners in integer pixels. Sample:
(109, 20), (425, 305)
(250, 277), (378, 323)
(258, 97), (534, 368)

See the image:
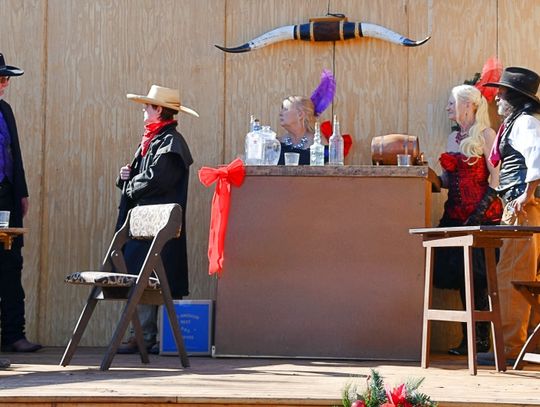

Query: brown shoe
(1, 338), (42, 353)
(0, 358), (10, 368)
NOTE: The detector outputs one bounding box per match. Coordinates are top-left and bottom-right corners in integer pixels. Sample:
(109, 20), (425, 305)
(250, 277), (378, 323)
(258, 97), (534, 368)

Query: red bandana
(140, 119), (177, 156)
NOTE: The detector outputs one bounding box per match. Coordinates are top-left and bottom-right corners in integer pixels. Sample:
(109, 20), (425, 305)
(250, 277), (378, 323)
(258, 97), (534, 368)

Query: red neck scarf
(141, 119), (177, 156)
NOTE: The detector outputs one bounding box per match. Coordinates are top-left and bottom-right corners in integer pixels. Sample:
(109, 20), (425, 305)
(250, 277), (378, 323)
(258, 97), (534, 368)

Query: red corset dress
(439, 152), (502, 225)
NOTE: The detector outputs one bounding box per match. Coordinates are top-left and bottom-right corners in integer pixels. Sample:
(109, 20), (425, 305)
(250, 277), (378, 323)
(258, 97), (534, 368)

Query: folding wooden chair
(511, 281), (540, 369)
(60, 203), (189, 370)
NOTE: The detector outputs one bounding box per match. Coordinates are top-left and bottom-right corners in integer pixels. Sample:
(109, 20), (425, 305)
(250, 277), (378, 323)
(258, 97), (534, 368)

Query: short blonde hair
(282, 96), (316, 133)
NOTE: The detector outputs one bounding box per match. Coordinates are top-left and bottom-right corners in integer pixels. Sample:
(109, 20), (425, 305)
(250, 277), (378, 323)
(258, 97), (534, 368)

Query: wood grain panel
(408, 0), (498, 352)
(223, 0), (331, 162)
(499, 0), (540, 74)
(2, 348), (540, 405)
(332, 0), (413, 165)
(0, 0), (46, 343)
(42, 0), (224, 345)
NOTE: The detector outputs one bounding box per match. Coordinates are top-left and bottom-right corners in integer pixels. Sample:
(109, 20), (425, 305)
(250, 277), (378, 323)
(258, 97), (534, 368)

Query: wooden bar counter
(214, 165), (437, 360)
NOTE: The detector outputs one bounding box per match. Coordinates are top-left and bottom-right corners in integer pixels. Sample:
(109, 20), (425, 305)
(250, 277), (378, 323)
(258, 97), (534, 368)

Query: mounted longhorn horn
(215, 15), (430, 53)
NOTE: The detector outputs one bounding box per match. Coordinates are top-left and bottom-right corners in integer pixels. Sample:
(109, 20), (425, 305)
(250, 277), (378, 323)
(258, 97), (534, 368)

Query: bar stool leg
(463, 245), (478, 375)
(421, 246), (434, 369)
(513, 285), (540, 369)
(485, 247), (506, 372)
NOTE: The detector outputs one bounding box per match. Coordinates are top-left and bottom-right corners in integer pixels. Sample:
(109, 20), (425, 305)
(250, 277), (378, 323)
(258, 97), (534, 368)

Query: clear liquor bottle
(328, 115), (344, 165)
(310, 121), (325, 166)
(245, 117), (263, 165)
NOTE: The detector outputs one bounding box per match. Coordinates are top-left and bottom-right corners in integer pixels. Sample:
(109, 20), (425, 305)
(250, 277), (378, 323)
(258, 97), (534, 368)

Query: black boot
(476, 321), (491, 352)
(448, 322), (491, 355)
(448, 323), (468, 355)
(449, 285), (491, 355)
(474, 286), (491, 353)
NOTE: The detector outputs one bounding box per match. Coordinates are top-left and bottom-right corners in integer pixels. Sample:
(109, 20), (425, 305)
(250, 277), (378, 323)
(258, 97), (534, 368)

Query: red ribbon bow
(198, 158), (246, 276)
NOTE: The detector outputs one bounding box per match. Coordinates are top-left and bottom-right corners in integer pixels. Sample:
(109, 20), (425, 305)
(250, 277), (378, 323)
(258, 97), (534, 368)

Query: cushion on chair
(129, 204), (181, 239)
(65, 271), (161, 289)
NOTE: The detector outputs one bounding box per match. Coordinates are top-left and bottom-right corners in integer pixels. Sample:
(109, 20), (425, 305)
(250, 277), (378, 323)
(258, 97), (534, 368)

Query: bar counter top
(244, 164), (438, 180)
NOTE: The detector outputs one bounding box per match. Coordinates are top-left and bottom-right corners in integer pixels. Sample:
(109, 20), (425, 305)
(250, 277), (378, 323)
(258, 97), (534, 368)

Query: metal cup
(396, 154), (412, 166)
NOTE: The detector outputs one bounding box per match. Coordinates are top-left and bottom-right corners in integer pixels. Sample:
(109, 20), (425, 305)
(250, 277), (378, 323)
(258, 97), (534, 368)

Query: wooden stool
(511, 281), (540, 369)
(410, 226), (540, 375)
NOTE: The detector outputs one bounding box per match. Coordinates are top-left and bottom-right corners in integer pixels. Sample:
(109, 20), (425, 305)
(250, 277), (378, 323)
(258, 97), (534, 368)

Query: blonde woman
(434, 84), (503, 356)
(278, 96), (317, 165)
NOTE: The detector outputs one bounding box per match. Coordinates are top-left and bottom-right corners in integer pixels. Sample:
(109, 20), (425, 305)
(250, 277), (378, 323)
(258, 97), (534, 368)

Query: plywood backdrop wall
(1, 0), (539, 348)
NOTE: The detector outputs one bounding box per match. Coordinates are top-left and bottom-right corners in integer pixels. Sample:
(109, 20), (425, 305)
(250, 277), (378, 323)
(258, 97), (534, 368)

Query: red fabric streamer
(198, 158), (246, 276)
(475, 56), (503, 103)
(320, 120), (353, 156)
(489, 122), (505, 167)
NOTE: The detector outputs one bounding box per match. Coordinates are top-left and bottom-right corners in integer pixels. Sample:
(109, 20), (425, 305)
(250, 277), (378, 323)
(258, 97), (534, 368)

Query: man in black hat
(481, 66), (540, 362)
(0, 53), (42, 362)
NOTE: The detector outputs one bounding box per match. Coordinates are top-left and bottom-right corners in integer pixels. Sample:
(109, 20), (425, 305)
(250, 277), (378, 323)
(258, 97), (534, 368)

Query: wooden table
(410, 225), (540, 375)
(0, 228), (26, 250)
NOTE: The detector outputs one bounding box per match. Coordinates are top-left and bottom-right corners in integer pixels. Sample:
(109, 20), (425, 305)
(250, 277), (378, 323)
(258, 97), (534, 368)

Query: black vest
(497, 112), (533, 202)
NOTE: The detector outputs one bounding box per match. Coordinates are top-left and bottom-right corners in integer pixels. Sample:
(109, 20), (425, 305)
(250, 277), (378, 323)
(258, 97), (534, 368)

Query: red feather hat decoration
(474, 57), (503, 102)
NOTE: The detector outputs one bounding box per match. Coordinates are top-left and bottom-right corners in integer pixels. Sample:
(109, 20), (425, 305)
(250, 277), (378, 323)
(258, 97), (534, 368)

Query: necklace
(282, 134), (310, 149)
(455, 130), (468, 144)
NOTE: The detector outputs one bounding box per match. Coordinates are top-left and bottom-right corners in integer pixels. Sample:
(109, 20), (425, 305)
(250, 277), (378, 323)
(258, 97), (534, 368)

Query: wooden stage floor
(0, 347), (539, 406)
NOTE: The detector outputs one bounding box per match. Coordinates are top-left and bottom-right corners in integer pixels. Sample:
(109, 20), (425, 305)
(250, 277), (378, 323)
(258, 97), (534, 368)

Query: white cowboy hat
(126, 85), (199, 117)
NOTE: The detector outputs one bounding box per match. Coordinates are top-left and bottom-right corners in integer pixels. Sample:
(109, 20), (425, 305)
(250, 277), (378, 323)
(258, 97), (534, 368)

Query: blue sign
(159, 300), (213, 355)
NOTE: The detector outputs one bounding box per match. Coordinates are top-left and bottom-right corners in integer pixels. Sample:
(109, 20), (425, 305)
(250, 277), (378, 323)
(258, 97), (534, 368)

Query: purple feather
(310, 69), (336, 116)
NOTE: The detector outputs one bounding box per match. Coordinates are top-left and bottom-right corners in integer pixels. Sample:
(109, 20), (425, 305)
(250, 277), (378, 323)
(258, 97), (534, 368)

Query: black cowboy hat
(484, 66), (540, 104)
(0, 53), (24, 77)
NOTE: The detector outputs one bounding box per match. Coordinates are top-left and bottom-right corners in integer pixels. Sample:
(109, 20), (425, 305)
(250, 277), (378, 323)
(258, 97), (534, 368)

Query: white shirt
(507, 114), (540, 183)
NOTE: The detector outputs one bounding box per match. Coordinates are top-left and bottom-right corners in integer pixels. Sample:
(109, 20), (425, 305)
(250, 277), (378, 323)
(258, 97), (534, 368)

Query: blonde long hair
(451, 85), (491, 158)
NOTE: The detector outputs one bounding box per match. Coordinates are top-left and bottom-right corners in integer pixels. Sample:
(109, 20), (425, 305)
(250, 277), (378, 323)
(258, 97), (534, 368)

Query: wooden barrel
(371, 134), (421, 165)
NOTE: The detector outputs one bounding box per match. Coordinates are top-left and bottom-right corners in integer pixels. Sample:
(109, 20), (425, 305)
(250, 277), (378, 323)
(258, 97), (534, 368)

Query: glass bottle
(310, 121), (325, 166)
(260, 125), (281, 165)
(328, 115), (344, 165)
(245, 117), (263, 165)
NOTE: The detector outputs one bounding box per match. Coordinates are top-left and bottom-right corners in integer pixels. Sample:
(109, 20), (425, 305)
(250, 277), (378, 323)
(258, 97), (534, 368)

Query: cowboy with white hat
(116, 84), (197, 354)
(126, 85), (199, 118)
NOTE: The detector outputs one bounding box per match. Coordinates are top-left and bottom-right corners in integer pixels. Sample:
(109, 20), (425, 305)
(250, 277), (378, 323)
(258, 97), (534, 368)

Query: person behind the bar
(277, 69), (336, 165)
(278, 95), (317, 165)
